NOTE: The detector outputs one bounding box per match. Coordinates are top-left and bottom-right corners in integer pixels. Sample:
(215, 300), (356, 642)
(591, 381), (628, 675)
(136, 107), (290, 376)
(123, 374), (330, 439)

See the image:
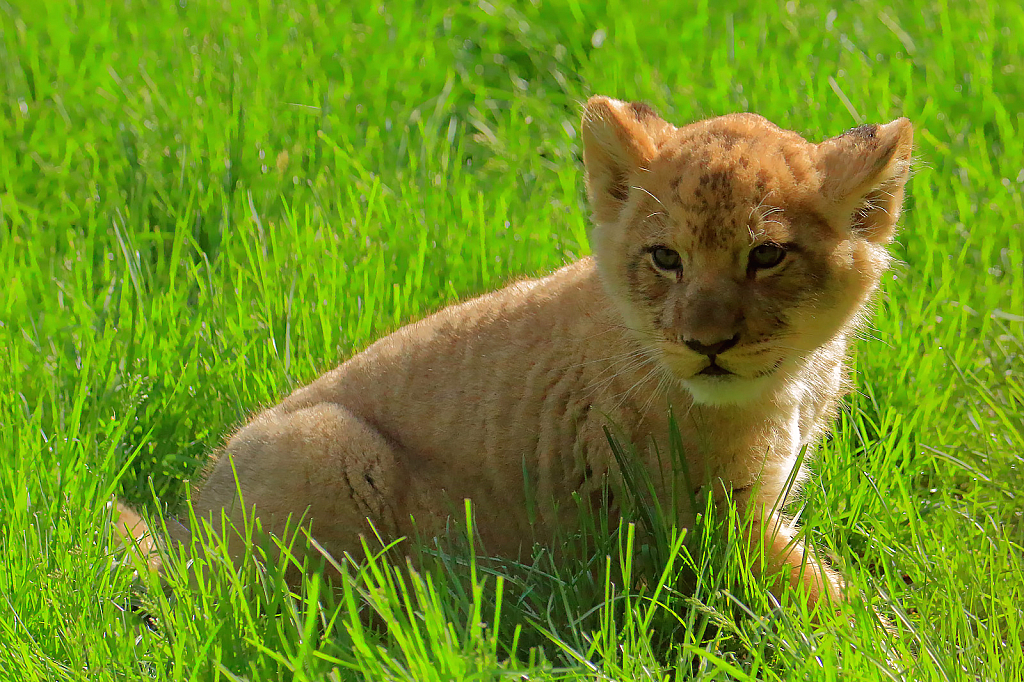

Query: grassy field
(2, 0), (1022, 679)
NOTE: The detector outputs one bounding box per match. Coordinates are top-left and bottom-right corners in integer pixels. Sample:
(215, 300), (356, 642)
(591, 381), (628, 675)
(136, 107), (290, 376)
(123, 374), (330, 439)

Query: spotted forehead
(644, 125), (819, 248)
(669, 167), (761, 213)
(644, 165), (773, 250)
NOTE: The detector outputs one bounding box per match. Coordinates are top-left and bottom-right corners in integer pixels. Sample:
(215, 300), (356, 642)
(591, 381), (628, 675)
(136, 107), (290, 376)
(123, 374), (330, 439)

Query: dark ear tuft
(838, 123), (878, 140)
(629, 101), (656, 122)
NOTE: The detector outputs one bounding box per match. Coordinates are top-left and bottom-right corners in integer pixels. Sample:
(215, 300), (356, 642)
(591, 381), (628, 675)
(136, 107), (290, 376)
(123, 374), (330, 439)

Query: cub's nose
(683, 334), (739, 357)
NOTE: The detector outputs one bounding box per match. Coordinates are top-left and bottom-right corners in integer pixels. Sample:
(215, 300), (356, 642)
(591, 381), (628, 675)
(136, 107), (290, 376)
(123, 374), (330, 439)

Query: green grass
(2, 0), (1022, 679)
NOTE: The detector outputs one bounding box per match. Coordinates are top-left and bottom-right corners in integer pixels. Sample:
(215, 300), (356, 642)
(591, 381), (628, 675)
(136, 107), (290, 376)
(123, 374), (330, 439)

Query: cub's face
(581, 99), (912, 405)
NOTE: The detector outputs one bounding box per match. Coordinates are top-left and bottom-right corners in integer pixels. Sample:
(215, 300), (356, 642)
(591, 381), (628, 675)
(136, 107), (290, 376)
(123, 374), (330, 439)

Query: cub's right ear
(581, 96), (672, 224)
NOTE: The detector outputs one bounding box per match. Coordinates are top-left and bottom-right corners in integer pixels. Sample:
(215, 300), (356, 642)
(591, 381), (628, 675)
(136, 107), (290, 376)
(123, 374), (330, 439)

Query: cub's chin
(682, 373), (776, 406)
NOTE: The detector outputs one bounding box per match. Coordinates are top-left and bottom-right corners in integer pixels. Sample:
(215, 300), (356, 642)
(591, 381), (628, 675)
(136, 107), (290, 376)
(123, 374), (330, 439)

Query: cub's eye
(749, 243), (787, 270)
(649, 246), (682, 271)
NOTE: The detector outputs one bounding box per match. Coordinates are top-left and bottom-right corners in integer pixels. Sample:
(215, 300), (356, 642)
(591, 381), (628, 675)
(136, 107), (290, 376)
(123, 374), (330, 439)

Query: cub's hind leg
(190, 402), (429, 573)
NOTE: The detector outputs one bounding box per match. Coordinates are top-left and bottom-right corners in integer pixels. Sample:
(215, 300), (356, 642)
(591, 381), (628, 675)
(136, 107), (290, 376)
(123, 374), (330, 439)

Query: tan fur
(117, 96), (912, 615)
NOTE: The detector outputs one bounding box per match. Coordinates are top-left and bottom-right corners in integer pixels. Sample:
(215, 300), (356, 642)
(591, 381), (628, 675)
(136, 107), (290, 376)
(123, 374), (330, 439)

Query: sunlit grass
(1, 0), (1021, 679)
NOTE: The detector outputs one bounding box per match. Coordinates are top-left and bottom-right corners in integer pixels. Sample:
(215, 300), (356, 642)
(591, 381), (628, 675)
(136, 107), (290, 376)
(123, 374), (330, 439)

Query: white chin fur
(682, 374), (775, 406)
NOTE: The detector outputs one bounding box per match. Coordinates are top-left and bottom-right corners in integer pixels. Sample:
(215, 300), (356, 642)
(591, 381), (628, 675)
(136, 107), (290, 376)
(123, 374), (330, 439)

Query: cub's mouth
(698, 362), (733, 377)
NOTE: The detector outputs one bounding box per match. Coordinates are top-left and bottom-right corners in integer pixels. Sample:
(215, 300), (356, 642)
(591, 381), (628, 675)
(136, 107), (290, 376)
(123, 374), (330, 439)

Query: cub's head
(581, 96), (913, 405)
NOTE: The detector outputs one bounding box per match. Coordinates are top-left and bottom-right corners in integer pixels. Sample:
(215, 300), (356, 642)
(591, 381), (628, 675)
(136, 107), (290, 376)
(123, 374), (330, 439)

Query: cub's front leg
(730, 487), (844, 619)
(190, 402), (438, 571)
(700, 416), (843, 618)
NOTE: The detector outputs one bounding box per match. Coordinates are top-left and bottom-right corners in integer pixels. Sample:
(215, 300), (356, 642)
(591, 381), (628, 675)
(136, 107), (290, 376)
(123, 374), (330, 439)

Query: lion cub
(121, 96), (912, 613)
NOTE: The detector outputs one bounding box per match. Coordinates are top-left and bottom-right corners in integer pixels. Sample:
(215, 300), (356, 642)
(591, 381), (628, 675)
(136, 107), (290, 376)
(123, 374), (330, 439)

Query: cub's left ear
(816, 118), (913, 243)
